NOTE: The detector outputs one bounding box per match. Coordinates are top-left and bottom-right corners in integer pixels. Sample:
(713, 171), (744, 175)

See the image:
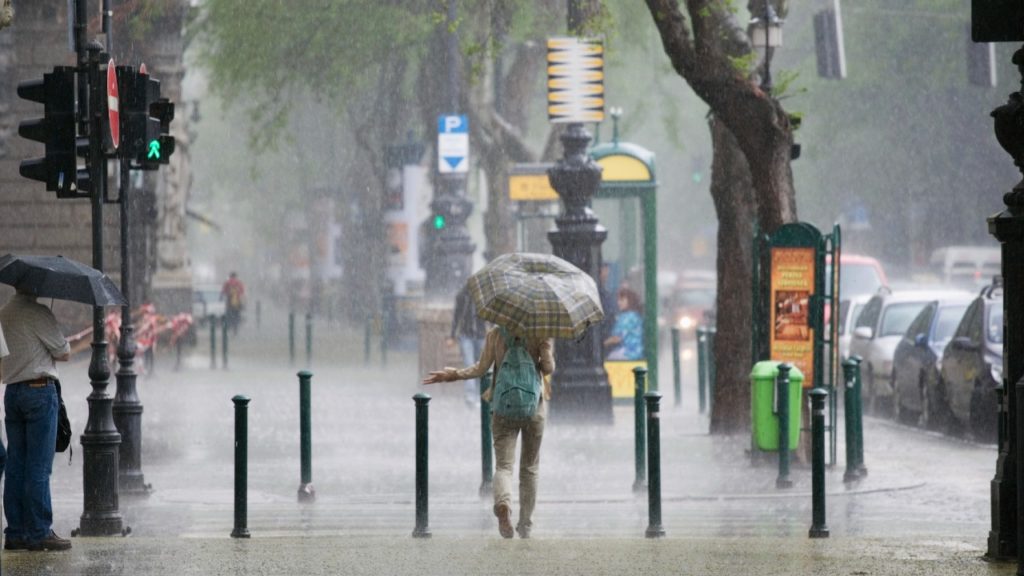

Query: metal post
(697, 326), (708, 414)
(297, 371), (315, 502)
(644, 391), (665, 538)
(113, 154), (149, 496)
(809, 388), (830, 538)
(413, 393), (432, 538)
(671, 327), (682, 407)
(231, 395), (251, 538)
(547, 122), (612, 423)
(209, 316), (216, 369)
(633, 367), (647, 493)
(221, 315), (229, 370)
(289, 311), (295, 366)
(79, 39), (123, 537)
(987, 49), (1024, 559)
(305, 312), (313, 367)
(842, 358), (861, 483)
(479, 372), (493, 497)
(380, 311), (388, 368)
(255, 300), (261, 330)
(851, 356), (867, 477)
(364, 316), (372, 366)
(776, 363), (793, 489)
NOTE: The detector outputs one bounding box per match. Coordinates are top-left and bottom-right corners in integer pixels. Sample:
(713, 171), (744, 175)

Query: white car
(837, 293), (872, 362)
(848, 288), (972, 414)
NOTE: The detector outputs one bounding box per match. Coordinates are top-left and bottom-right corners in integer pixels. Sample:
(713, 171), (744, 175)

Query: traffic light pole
(78, 38), (123, 538)
(112, 154), (149, 496)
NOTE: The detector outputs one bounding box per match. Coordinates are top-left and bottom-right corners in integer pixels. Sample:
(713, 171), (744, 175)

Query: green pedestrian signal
(433, 214), (446, 230)
(147, 139), (161, 160)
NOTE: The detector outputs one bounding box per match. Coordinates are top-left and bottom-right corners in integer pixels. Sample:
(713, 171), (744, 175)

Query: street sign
(107, 58), (120, 149)
(547, 37), (605, 124)
(437, 114), (468, 174)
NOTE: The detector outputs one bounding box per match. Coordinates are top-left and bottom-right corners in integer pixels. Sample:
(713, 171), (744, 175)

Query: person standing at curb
(423, 325), (554, 539)
(0, 288), (72, 552)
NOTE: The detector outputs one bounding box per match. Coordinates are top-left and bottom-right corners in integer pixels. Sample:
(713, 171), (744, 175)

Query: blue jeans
(4, 381), (58, 543)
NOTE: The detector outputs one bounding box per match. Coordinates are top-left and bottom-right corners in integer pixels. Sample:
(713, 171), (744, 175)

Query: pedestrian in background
(449, 285), (487, 408)
(423, 325), (554, 539)
(221, 271), (246, 335)
(604, 286), (644, 360)
(0, 288), (71, 551)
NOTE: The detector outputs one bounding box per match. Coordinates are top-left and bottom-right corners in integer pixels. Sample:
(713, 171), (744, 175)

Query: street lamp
(748, 3), (784, 92)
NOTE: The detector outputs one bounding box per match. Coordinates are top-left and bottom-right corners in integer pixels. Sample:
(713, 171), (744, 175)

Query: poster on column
(769, 247), (815, 388)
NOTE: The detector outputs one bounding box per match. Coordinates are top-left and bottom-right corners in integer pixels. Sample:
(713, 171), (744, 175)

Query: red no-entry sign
(107, 58), (119, 150)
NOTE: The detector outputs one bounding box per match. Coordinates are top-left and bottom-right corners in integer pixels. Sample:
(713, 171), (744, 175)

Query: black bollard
(479, 372), (493, 497)
(305, 313), (313, 367)
(644, 391), (665, 538)
(809, 387), (830, 538)
(776, 363), (793, 489)
(364, 317), (371, 366)
(209, 315), (217, 369)
(289, 311), (296, 366)
(633, 367), (647, 493)
(297, 371), (315, 502)
(255, 300), (261, 330)
(231, 395), (251, 538)
(842, 358), (861, 483)
(850, 356), (868, 478)
(222, 315), (229, 370)
(412, 393), (431, 538)
(697, 326), (708, 413)
(671, 327), (682, 408)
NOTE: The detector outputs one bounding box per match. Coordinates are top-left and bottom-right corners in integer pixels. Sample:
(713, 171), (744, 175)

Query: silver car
(849, 288), (972, 414)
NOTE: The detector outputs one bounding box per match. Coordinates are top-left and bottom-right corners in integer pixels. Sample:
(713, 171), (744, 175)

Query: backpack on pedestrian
(492, 327), (541, 420)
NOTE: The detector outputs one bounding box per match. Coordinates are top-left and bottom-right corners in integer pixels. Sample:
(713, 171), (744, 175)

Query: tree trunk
(709, 116), (756, 434)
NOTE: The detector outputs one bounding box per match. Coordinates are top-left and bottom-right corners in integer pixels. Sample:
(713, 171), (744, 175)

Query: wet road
(4, 302), (1005, 573)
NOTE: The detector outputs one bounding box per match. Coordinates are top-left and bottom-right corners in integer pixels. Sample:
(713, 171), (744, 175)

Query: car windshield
(880, 302), (929, 337)
(840, 263), (883, 298)
(988, 305), (1004, 344)
(933, 304), (968, 343)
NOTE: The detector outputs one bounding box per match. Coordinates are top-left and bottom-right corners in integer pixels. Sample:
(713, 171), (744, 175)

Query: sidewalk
(1, 310), (1011, 574)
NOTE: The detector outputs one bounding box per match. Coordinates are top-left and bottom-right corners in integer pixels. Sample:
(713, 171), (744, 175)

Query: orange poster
(770, 247), (815, 388)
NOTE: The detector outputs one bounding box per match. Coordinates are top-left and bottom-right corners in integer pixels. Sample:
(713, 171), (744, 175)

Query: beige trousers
(491, 398), (547, 533)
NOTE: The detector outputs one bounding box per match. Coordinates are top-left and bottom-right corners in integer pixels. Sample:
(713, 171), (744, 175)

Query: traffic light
(118, 66), (174, 170)
(17, 67), (84, 197)
(433, 214), (446, 230)
(144, 97), (175, 167)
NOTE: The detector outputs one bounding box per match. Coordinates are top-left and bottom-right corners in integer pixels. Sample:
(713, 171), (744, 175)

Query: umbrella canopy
(0, 254), (127, 307)
(467, 252), (604, 340)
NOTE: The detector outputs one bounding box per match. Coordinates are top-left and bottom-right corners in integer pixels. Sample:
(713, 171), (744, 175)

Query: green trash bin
(751, 361), (804, 451)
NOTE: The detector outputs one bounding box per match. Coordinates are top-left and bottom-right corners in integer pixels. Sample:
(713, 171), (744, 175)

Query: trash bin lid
(750, 360), (804, 382)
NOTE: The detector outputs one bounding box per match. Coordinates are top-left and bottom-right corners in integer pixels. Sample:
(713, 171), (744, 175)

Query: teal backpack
(492, 327), (541, 420)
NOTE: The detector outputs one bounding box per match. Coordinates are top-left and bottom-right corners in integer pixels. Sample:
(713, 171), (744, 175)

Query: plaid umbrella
(467, 252), (604, 340)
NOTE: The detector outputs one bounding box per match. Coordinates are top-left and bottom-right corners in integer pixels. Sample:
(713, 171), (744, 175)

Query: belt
(11, 377), (52, 388)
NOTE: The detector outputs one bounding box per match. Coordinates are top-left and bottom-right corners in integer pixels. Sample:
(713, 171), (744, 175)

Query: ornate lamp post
(987, 46), (1024, 562)
(547, 122), (613, 423)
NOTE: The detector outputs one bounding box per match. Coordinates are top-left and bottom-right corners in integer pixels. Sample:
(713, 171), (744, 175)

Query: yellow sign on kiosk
(605, 360), (647, 399)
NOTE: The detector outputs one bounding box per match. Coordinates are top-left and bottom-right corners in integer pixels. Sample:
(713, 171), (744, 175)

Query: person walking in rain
(423, 325), (554, 539)
(0, 288), (71, 551)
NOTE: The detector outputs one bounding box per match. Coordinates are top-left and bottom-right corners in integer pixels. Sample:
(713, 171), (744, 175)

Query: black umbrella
(0, 254), (127, 307)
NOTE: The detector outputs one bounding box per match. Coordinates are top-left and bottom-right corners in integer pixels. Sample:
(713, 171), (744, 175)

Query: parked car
(849, 288), (972, 415)
(929, 245), (1000, 290)
(838, 254), (889, 299)
(192, 284), (226, 325)
(661, 269), (716, 338)
(936, 279), (1003, 442)
(890, 295), (973, 426)
(837, 293), (872, 361)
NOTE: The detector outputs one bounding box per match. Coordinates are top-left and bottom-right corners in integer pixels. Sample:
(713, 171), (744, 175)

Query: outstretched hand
(422, 370), (449, 385)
